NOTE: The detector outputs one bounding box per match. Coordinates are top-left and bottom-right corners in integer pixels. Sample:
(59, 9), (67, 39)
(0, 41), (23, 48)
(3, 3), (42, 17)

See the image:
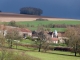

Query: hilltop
(0, 12), (76, 22)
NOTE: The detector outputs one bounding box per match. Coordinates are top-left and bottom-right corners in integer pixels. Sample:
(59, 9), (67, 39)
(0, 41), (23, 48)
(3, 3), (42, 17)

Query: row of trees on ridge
(20, 7), (43, 15)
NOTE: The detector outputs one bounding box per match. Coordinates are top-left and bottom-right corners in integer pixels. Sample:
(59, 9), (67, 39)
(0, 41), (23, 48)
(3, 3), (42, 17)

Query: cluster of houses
(0, 25), (66, 44)
(32, 30), (66, 44)
(48, 30), (65, 44)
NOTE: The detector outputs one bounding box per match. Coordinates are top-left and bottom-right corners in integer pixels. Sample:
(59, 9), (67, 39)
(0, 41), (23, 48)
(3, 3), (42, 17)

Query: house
(51, 38), (58, 44)
(19, 28), (32, 38)
(48, 30), (66, 44)
(0, 25), (32, 38)
(48, 30), (58, 44)
(58, 32), (65, 43)
(32, 31), (38, 39)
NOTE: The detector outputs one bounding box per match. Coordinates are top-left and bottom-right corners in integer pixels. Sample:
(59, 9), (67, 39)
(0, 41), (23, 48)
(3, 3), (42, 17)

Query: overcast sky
(0, 0), (80, 19)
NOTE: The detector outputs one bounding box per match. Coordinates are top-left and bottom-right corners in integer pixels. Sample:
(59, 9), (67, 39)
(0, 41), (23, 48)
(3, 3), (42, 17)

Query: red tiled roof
(20, 28), (31, 32)
(52, 38), (58, 41)
(0, 25), (6, 30)
(0, 25), (31, 32)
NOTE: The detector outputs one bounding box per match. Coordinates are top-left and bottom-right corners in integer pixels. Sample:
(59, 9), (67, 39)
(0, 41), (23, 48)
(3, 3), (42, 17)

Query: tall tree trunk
(38, 42), (42, 52)
(10, 40), (12, 48)
(74, 43), (77, 56)
(16, 43), (17, 49)
(75, 51), (77, 56)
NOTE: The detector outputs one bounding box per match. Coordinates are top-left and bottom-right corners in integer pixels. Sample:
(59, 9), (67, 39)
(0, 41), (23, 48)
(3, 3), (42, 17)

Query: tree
(20, 7), (43, 15)
(8, 21), (16, 26)
(0, 10), (1, 12)
(35, 26), (51, 52)
(0, 26), (6, 47)
(5, 28), (22, 48)
(65, 27), (80, 56)
(42, 33), (51, 52)
(0, 32), (5, 47)
(0, 29), (6, 60)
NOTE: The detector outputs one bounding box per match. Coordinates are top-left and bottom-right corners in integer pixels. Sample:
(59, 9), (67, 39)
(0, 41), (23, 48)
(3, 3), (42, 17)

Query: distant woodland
(20, 7), (43, 15)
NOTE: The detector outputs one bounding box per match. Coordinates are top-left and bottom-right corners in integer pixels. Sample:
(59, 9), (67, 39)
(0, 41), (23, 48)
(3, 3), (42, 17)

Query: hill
(0, 12), (76, 22)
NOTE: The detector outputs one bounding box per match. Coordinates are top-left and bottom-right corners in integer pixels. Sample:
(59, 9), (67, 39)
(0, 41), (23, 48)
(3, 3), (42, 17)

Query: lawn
(20, 39), (35, 44)
(27, 51), (80, 60)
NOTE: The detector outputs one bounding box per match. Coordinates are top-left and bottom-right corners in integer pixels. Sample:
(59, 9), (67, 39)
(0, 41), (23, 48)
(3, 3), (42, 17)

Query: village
(0, 24), (66, 44)
(0, 0), (80, 59)
(0, 13), (80, 60)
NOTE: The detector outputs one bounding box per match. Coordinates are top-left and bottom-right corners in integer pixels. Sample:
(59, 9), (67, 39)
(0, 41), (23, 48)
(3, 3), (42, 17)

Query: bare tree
(5, 28), (22, 48)
(42, 33), (52, 52)
(36, 26), (51, 52)
(0, 29), (6, 60)
(0, 27), (5, 47)
(65, 27), (80, 56)
(0, 34), (5, 47)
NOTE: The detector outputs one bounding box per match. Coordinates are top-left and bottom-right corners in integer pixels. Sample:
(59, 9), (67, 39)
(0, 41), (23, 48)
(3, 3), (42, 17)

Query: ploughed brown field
(0, 12), (75, 22)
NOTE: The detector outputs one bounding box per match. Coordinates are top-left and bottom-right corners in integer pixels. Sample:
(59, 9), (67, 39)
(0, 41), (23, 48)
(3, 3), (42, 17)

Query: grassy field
(17, 21), (80, 26)
(27, 51), (80, 60)
(27, 27), (66, 32)
(16, 21), (80, 32)
(13, 40), (80, 60)
(4, 39), (80, 60)
(9, 45), (80, 60)
(12, 43), (80, 60)
(20, 39), (35, 44)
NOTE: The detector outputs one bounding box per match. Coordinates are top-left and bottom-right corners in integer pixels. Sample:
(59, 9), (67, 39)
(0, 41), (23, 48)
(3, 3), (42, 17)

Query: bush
(8, 21), (16, 26)
(36, 18), (48, 21)
(54, 47), (72, 51)
(26, 36), (32, 40)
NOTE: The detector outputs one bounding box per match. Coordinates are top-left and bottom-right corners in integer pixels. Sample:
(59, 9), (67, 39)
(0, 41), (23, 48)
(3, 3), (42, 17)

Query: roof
(52, 38), (58, 41)
(20, 28), (31, 32)
(0, 25), (5, 30)
(58, 32), (65, 37)
(0, 25), (31, 32)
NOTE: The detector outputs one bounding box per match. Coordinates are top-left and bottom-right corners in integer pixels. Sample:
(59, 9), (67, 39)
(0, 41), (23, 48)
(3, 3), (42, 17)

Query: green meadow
(17, 21), (80, 25)
(16, 20), (80, 32)
(27, 51), (80, 60)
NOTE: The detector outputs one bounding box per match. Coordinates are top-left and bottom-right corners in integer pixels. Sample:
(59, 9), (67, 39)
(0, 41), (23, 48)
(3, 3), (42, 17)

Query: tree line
(19, 24), (77, 28)
(42, 24), (76, 28)
(0, 7), (43, 16)
(20, 7), (43, 15)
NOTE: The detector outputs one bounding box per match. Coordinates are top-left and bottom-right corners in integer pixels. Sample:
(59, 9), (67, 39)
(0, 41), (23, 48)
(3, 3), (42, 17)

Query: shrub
(54, 47), (72, 51)
(8, 21), (16, 26)
(36, 18), (48, 21)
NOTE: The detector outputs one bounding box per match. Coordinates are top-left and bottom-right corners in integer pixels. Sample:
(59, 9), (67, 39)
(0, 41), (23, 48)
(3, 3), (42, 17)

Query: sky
(0, 0), (80, 19)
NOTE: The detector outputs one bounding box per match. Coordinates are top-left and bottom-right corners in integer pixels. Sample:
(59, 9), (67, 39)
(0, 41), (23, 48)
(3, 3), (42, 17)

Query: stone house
(0, 25), (32, 38)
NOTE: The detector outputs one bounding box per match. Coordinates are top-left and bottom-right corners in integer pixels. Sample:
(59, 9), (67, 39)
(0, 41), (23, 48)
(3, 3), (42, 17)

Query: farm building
(0, 25), (32, 38)
(48, 30), (65, 44)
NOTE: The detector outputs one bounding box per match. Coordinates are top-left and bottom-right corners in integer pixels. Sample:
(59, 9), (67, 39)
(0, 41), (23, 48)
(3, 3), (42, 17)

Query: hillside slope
(0, 12), (76, 22)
